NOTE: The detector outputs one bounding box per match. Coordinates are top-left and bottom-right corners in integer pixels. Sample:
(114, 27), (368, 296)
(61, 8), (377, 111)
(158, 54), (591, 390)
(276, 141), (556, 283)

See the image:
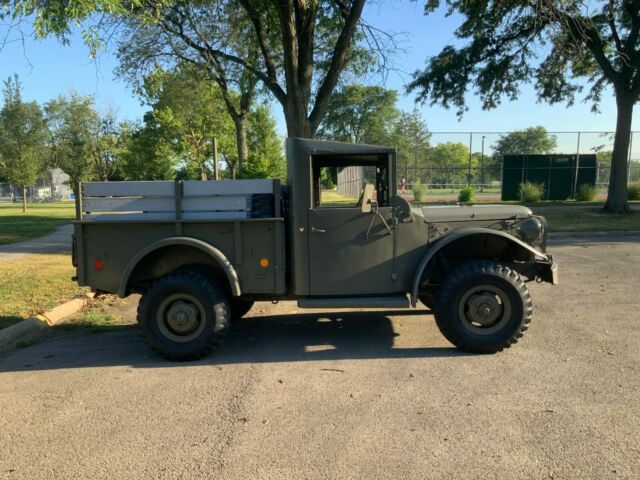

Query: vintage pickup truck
(73, 139), (557, 360)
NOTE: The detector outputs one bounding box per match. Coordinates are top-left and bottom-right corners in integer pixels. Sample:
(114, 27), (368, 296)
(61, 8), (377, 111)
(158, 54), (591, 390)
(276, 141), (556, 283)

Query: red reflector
(94, 260), (104, 271)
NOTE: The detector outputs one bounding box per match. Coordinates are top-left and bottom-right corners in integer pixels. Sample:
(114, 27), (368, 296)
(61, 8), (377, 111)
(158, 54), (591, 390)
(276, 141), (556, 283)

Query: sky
(0, 0), (637, 153)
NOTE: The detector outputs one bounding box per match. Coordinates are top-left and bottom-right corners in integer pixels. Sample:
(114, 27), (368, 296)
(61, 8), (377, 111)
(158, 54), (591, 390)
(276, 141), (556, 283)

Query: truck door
(307, 157), (395, 296)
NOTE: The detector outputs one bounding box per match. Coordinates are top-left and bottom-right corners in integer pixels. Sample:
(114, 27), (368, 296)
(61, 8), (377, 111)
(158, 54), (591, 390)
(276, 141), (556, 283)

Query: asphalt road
(1, 235), (639, 479)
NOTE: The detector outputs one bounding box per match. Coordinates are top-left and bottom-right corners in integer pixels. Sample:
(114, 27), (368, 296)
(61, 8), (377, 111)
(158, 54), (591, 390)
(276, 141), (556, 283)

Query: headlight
(516, 217), (544, 247)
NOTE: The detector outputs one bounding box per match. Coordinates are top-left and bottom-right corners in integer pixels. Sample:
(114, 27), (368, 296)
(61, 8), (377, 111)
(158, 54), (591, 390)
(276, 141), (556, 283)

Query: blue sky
(0, 0), (635, 145)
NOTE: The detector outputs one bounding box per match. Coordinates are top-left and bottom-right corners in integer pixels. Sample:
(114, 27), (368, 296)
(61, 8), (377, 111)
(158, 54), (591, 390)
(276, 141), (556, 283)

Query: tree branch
(309, 0), (366, 131)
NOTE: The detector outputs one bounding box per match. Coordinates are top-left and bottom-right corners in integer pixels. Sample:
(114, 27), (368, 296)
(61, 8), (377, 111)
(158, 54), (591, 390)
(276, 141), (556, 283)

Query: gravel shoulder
(0, 236), (638, 479)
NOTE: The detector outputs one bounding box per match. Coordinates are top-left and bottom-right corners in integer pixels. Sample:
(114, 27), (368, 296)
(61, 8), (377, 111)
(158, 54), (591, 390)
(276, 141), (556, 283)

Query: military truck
(72, 139), (557, 360)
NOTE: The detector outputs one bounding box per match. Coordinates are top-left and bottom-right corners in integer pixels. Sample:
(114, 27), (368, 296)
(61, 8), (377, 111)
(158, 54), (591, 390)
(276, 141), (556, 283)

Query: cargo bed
(73, 180), (286, 297)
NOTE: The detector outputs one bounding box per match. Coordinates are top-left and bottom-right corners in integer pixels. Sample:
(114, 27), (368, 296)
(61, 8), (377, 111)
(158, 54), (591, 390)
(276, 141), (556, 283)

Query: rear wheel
(230, 298), (255, 320)
(434, 261), (532, 353)
(419, 293), (436, 311)
(137, 270), (230, 361)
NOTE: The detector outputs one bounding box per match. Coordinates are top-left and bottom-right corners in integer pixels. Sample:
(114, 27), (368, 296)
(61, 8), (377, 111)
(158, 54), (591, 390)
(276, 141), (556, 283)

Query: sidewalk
(0, 224), (72, 265)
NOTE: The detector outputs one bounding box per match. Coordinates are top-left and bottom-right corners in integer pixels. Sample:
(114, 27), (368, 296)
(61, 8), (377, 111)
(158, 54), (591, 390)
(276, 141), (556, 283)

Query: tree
(116, 2), (260, 171)
(0, 75), (47, 211)
(427, 142), (473, 187)
(11, 0), (393, 140)
(119, 119), (178, 181)
(410, 0), (640, 213)
(140, 68), (237, 180)
(392, 110), (431, 182)
(45, 93), (98, 193)
(90, 107), (124, 181)
(492, 127), (558, 158)
(317, 84), (399, 144)
(239, 103), (285, 179)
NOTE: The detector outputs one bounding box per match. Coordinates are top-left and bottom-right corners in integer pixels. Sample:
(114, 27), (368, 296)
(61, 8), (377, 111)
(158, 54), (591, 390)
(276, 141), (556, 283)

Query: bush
(458, 186), (475, 203)
(518, 181), (545, 202)
(628, 183), (640, 201)
(412, 181), (426, 202)
(575, 183), (598, 202)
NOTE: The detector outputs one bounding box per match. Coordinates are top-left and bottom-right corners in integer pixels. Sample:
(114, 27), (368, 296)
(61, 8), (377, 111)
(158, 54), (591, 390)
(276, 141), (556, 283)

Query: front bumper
(535, 254), (559, 285)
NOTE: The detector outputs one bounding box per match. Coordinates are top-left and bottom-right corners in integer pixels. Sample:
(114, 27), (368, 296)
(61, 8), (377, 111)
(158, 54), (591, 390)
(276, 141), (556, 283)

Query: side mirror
(360, 184), (375, 213)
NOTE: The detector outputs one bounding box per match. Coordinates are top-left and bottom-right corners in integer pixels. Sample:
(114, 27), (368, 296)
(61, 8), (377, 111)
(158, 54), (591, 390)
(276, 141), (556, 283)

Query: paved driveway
(0, 224), (72, 264)
(0, 235), (638, 479)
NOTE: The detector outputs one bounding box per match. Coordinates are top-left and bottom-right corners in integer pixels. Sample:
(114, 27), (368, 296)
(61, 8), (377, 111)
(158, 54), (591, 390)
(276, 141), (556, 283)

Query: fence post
(467, 132), (473, 185)
(628, 131), (634, 184)
(573, 131), (581, 198)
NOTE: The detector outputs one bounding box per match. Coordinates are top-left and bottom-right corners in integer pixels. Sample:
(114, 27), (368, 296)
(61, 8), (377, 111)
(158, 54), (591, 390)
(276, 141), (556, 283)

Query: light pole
(480, 135), (486, 192)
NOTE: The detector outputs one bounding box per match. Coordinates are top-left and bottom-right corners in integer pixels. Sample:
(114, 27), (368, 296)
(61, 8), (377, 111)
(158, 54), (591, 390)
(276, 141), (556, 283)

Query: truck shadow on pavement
(0, 310), (470, 372)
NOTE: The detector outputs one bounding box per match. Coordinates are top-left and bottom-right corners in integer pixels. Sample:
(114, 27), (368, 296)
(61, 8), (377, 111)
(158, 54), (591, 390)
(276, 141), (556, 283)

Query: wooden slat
(182, 196), (248, 212)
(83, 181), (175, 197)
(81, 212), (176, 222)
(81, 211), (257, 222)
(84, 197), (175, 213)
(183, 179), (274, 196)
(182, 211), (249, 220)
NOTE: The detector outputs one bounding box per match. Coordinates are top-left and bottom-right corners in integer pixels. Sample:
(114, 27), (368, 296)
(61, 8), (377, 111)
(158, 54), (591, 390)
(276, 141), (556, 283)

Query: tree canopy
(410, 0), (640, 212)
(0, 75), (47, 211)
(317, 85), (399, 144)
(492, 127), (558, 157)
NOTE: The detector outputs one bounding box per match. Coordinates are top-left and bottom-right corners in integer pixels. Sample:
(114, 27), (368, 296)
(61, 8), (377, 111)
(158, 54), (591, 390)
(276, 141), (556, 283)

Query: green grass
(320, 189), (359, 206)
(534, 207), (640, 232)
(60, 296), (128, 333)
(0, 254), (87, 330)
(0, 202), (75, 245)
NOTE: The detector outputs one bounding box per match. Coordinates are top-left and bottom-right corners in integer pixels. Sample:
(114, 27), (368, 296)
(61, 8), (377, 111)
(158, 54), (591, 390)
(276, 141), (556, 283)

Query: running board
(297, 294), (410, 309)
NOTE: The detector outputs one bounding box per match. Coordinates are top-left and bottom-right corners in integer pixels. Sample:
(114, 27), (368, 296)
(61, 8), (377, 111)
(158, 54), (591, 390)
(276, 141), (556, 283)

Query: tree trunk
(22, 186), (27, 213)
(200, 163), (208, 181)
(234, 115), (249, 175)
(285, 95), (314, 138)
(604, 90), (634, 213)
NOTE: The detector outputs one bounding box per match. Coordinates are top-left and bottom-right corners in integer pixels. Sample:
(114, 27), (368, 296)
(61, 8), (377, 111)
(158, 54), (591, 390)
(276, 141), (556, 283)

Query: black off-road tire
(434, 261), (532, 353)
(419, 293), (436, 311)
(230, 298), (255, 321)
(137, 270), (230, 361)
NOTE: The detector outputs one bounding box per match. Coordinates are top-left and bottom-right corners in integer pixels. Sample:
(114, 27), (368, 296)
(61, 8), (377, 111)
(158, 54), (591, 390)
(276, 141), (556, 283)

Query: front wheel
(137, 270), (230, 361)
(434, 261), (532, 353)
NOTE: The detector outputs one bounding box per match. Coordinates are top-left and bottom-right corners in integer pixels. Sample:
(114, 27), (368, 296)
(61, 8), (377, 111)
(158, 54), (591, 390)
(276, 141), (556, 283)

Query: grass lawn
(60, 296), (129, 333)
(0, 254), (87, 330)
(532, 207), (640, 233)
(0, 202), (75, 245)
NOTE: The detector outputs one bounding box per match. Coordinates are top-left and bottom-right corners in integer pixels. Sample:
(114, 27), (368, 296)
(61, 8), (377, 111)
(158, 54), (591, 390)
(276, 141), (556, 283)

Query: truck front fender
(410, 227), (551, 307)
(118, 237), (241, 298)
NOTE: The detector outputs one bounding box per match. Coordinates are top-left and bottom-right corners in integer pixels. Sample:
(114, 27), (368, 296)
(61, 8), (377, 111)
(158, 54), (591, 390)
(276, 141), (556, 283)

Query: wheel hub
(466, 293), (502, 326)
(457, 284), (512, 335)
(165, 300), (200, 334)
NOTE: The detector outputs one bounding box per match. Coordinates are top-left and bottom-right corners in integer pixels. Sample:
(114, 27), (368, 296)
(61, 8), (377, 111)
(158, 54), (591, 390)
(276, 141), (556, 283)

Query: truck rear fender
(118, 237), (241, 298)
(410, 227), (548, 307)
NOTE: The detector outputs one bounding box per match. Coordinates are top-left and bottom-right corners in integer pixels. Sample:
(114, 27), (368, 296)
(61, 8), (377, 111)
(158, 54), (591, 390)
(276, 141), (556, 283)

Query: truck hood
(415, 204), (533, 223)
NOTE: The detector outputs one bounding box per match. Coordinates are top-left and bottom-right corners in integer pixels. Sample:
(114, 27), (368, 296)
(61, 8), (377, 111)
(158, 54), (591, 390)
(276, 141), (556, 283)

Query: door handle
(311, 226), (326, 233)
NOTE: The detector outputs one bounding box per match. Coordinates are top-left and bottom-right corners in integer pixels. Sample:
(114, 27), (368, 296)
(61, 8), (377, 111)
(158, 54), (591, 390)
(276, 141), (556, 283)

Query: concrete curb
(0, 293), (95, 347)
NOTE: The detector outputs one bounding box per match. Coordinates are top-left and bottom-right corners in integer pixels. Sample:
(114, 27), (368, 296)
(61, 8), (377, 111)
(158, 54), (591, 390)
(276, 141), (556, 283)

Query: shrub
(575, 183), (598, 202)
(518, 181), (545, 202)
(458, 186), (475, 203)
(412, 181), (426, 202)
(628, 183), (640, 201)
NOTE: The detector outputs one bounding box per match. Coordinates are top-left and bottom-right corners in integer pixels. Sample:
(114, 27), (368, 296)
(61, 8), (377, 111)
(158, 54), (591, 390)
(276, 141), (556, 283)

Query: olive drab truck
(72, 139), (558, 360)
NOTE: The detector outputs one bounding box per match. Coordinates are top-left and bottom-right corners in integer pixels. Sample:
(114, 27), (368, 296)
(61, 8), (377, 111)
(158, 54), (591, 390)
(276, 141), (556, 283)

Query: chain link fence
(0, 169), (74, 203)
(396, 131), (640, 202)
(2, 132), (638, 203)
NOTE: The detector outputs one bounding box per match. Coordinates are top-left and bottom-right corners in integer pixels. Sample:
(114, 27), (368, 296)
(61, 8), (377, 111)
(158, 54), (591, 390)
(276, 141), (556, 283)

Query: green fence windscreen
(501, 154), (597, 201)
